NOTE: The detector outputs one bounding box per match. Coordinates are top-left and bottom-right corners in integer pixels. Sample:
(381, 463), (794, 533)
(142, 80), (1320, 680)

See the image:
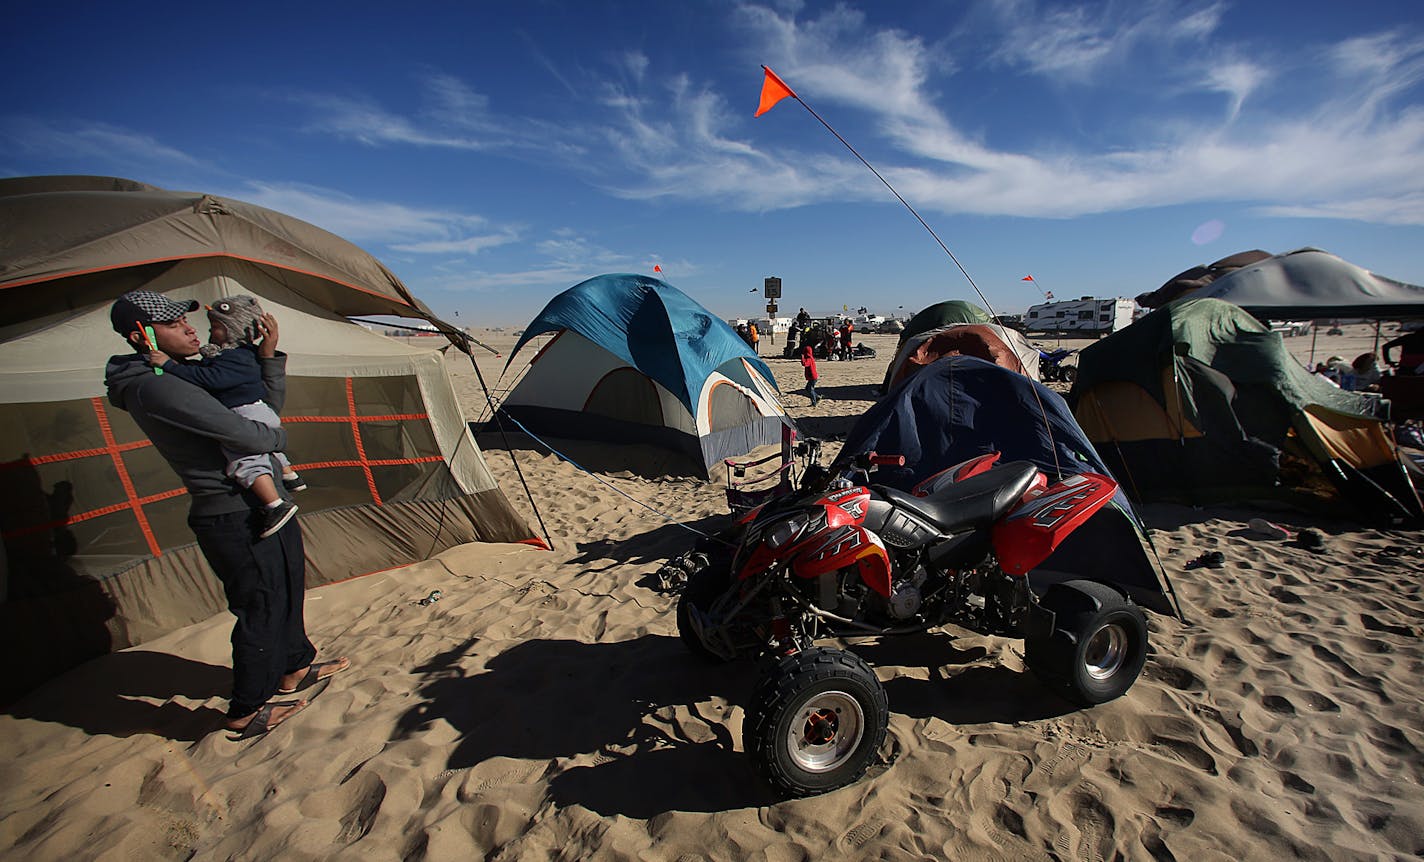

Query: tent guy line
(496, 408), (734, 548)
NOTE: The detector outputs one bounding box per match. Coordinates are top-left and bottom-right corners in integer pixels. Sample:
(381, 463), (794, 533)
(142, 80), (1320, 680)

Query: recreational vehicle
(1024, 297), (1137, 335)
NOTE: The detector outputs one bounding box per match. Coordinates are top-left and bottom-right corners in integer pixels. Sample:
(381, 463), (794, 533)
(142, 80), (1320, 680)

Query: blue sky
(5, 1), (1422, 326)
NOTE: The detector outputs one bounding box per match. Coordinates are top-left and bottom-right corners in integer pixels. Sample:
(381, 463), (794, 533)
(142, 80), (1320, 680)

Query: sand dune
(2, 326), (1421, 861)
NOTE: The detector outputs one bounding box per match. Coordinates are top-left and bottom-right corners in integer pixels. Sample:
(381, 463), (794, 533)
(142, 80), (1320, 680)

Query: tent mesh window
(281, 375), (450, 507)
(1, 374), (454, 599)
(0, 397), (192, 586)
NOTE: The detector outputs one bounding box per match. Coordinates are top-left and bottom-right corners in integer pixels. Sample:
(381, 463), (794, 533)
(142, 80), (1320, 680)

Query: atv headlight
(764, 513), (811, 550)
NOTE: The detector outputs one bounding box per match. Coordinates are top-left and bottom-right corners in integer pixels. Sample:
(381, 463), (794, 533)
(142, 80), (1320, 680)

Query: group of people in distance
(788, 308), (858, 362)
(1313, 328), (1424, 392)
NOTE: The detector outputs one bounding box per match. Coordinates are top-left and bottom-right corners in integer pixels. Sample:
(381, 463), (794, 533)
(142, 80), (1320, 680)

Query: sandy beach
(3, 325), (1422, 861)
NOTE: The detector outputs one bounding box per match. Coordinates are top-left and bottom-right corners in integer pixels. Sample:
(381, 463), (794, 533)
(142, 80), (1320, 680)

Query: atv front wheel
(676, 563), (733, 662)
(1026, 580), (1147, 706)
(1060, 364), (1078, 384)
(743, 647), (889, 797)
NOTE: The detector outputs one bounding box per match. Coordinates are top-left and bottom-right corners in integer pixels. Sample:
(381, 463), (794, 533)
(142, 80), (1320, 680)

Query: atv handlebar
(853, 452), (906, 470)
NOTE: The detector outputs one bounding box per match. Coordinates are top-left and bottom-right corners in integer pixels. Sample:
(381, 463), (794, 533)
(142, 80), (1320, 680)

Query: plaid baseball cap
(110, 290), (200, 335)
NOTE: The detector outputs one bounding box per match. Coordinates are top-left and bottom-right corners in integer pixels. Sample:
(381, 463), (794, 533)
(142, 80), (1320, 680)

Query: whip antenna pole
(762, 67), (993, 318)
(757, 64), (1062, 478)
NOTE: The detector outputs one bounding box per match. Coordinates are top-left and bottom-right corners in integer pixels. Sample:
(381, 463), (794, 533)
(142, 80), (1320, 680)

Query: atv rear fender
(991, 472), (1117, 576)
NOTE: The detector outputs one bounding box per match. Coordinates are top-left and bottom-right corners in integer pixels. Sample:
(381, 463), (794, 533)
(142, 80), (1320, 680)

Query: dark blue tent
(837, 356), (1177, 616)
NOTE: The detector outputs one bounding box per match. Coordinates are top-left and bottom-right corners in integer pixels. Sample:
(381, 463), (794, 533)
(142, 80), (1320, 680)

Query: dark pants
(189, 510), (315, 717)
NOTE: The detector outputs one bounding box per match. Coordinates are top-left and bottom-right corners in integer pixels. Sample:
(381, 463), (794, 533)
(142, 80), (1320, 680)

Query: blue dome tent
(502, 274), (792, 477)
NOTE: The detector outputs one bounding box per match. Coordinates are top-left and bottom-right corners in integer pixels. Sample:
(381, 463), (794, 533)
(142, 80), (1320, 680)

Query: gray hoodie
(104, 351), (290, 517)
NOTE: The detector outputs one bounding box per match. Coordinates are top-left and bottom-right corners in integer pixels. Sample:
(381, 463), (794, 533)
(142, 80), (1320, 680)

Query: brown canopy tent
(0, 176), (540, 702)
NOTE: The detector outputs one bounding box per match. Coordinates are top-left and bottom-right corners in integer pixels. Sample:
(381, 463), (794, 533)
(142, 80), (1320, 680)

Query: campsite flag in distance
(1021, 275), (1035, 282)
(755, 65), (797, 116)
(654, 264), (663, 274)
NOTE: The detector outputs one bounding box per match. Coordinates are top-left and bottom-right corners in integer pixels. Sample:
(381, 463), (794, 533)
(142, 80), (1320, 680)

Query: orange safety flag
(755, 65), (797, 116)
(654, 264), (663, 273)
(1021, 275), (1035, 281)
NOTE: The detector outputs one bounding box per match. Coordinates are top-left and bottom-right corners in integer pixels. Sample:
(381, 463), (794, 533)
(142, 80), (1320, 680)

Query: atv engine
(812, 561), (929, 622)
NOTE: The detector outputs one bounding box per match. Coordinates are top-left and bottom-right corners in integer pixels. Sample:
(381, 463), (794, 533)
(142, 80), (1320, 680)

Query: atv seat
(875, 461), (1039, 533)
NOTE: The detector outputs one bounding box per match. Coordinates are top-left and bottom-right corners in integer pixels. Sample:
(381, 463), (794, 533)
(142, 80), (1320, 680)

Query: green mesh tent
(897, 300), (993, 347)
(1069, 298), (1420, 522)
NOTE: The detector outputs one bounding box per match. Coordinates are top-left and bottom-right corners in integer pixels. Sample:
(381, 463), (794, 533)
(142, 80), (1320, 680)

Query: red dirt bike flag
(755, 65), (798, 116)
(654, 264), (663, 273)
(1021, 275), (1035, 282)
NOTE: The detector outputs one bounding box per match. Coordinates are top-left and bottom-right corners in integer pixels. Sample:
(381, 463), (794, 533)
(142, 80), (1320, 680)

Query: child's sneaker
(258, 501), (299, 539)
(282, 474), (307, 492)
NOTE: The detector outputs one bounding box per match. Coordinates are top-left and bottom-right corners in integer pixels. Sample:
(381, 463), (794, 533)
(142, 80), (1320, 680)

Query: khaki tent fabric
(0, 177), (538, 703)
(0, 175), (436, 323)
(1074, 378), (1204, 443)
(1300, 407), (1400, 471)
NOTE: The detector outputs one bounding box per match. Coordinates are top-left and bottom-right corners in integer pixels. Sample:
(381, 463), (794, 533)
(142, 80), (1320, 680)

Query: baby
(148, 295), (304, 538)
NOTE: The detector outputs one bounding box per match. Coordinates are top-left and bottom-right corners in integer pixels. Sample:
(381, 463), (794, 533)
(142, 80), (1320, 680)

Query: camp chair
(724, 426), (812, 515)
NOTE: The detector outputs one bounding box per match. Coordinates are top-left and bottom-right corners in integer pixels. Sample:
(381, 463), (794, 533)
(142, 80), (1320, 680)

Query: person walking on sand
(748, 320), (760, 355)
(801, 343), (820, 406)
(841, 318), (854, 361)
(105, 290), (349, 740)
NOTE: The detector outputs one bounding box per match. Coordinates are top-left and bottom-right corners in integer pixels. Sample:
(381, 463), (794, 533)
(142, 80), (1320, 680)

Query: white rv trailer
(1023, 297), (1138, 335)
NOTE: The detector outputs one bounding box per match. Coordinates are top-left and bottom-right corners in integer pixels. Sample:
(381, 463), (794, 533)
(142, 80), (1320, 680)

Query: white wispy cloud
(232, 180), (521, 253)
(0, 117), (208, 172)
(293, 93), (491, 150)
(591, 2), (1424, 226)
(292, 74), (583, 159)
(415, 229), (684, 295)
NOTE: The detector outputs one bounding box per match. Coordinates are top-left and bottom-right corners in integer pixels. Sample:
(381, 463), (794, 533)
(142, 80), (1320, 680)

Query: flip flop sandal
(1248, 518), (1292, 540)
(227, 699), (306, 741)
(277, 658), (350, 694)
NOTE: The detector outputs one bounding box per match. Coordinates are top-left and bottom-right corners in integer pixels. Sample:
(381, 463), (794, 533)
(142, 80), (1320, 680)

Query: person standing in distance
(800, 343), (820, 406)
(104, 290), (349, 739)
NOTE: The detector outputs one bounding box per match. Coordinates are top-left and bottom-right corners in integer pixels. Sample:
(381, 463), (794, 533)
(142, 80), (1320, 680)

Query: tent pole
(1309, 322), (1319, 367)
(459, 335), (556, 550)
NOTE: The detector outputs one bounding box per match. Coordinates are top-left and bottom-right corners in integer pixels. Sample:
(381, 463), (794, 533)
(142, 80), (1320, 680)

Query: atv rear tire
(1060, 364), (1078, 384)
(676, 563), (732, 662)
(1026, 580), (1147, 706)
(743, 647), (889, 798)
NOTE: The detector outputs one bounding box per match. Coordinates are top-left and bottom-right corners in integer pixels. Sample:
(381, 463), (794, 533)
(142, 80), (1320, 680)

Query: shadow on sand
(392, 634), (775, 815)
(392, 630), (1077, 816)
(5, 650), (231, 742)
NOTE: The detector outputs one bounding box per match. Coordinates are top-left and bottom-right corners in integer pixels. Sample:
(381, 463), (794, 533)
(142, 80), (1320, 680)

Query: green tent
(897, 300), (992, 347)
(1069, 298), (1420, 522)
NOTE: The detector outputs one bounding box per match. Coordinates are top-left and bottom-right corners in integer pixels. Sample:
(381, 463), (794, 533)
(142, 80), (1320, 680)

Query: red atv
(674, 446), (1156, 797)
